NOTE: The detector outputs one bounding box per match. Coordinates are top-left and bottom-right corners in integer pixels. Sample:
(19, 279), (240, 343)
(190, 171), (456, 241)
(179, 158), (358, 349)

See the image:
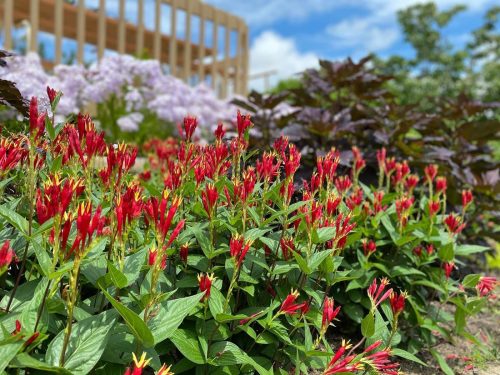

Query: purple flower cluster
(1, 53), (236, 134)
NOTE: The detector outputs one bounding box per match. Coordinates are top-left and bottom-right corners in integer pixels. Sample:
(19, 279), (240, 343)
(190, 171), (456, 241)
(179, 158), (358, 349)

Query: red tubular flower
(352, 146), (366, 173)
(279, 180), (295, 204)
(335, 176), (352, 195)
(346, 187), (363, 210)
(476, 276), (497, 297)
(29, 97), (46, 141)
(373, 190), (386, 213)
(367, 278), (393, 308)
(183, 115), (198, 142)
(322, 297), (341, 331)
(156, 364), (174, 375)
(444, 213), (466, 235)
(124, 352), (151, 375)
(145, 192), (182, 243)
(389, 291), (407, 316)
(404, 174), (419, 192)
(284, 144), (301, 178)
(214, 123), (225, 140)
(280, 237), (295, 260)
(0, 138), (25, 174)
(115, 183), (143, 237)
(47, 86), (58, 105)
(395, 195), (414, 228)
(236, 111), (252, 137)
(426, 244), (434, 255)
(201, 183), (218, 219)
(179, 243), (189, 264)
(279, 289), (307, 315)
(462, 190), (473, 210)
(69, 203), (105, 256)
(428, 199), (440, 217)
(384, 157), (396, 175)
(198, 273), (215, 301)
(323, 340), (361, 374)
(256, 152), (280, 183)
(148, 248), (157, 266)
(376, 148), (386, 170)
(326, 193), (341, 216)
(424, 164), (438, 183)
(435, 176), (447, 194)
(0, 241), (14, 273)
(165, 219), (185, 248)
(413, 245), (423, 257)
(273, 136), (289, 160)
(363, 342), (401, 375)
(443, 261), (456, 279)
(362, 239), (376, 257)
(229, 235), (252, 267)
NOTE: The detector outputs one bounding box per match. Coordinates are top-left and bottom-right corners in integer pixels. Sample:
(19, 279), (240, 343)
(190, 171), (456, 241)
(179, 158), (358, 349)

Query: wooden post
(234, 24), (242, 95)
(222, 19), (230, 98)
(242, 26), (249, 95)
(118, 0), (125, 54)
(198, 11), (206, 84)
(154, 0), (161, 60)
(137, 0), (144, 56)
(183, 1), (192, 82)
(3, 0), (13, 50)
(98, 0), (106, 59)
(211, 12), (218, 92)
(76, 0), (85, 63)
(54, 0), (63, 64)
(29, 0), (39, 52)
(169, 0), (177, 76)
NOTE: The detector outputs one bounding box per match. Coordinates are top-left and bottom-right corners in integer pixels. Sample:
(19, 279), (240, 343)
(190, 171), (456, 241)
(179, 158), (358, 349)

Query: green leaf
(99, 288), (154, 348)
(21, 277), (49, 332)
(106, 261), (128, 288)
(209, 287), (226, 319)
(45, 115), (56, 140)
(438, 242), (454, 261)
(308, 250), (332, 271)
(455, 244), (489, 256)
(208, 341), (272, 375)
(123, 248), (147, 286)
(244, 228), (270, 243)
(462, 274), (480, 288)
(170, 328), (206, 364)
(0, 205), (28, 236)
(292, 251), (310, 274)
(0, 338), (24, 373)
(361, 313), (375, 338)
(31, 240), (52, 277)
(313, 227), (336, 243)
(148, 292), (204, 344)
(10, 353), (72, 374)
(46, 311), (116, 373)
(430, 349), (454, 375)
(391, 348), (427, 367)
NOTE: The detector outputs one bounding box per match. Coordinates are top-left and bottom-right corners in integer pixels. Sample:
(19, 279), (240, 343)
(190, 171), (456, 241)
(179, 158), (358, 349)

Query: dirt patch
(401, 298), (500, 375)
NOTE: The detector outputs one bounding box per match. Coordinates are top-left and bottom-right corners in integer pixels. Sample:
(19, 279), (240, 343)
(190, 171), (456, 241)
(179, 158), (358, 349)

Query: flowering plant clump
(0, 90), (497, 375)
(0, 53), (235, 142)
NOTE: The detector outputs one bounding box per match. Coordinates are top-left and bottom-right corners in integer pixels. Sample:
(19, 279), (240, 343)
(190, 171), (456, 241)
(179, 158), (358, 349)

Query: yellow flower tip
(381, 277), (390, 285)
(157, 363), (174, 375)
(132, 352), (151, 369)
(290, 289), (299, 298)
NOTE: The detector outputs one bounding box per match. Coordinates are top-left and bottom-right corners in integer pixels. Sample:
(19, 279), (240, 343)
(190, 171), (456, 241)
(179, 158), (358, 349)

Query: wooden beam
(76, 0), (85, 63)
(136, 0), (144, 55)
(154, 0), (161, 60)
(211, 11), (218, 92)
(198, 12), (205, 83)
(3, 0), (13, 50)
(183, 0), (192, 81)
(169, 0), (177, 75)
(29, 0), (39, 52)
(222, 19), (230, 98)
(118, 0), (125, 54)
(54, 0), (63, 64)
(97, 0), (106, 59)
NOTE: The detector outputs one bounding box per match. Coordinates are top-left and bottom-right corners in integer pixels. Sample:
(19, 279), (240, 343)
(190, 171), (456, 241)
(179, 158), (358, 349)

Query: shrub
(0, 91), (497, 374)
(0, 53), (234, 143)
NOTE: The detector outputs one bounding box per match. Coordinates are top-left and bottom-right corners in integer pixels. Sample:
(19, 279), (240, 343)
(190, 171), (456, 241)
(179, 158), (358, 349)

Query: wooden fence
(0, 0), (249, 98)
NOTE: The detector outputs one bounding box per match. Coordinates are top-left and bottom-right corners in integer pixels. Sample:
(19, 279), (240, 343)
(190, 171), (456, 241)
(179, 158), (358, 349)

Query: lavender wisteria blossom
(1, 53), (236, 135)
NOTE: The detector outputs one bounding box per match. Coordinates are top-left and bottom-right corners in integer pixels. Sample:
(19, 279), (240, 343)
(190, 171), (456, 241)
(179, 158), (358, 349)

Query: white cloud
(326, 19), (399, 52)
(324, 0), (498, 56)
(248, 31), (318, 91)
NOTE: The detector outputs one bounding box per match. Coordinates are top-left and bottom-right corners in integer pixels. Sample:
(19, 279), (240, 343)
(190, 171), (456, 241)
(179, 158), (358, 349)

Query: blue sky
(205, 0), (498, 89)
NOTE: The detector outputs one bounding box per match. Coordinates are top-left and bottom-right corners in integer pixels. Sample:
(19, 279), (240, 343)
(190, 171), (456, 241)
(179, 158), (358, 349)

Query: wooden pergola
(0, 0), (249, 98)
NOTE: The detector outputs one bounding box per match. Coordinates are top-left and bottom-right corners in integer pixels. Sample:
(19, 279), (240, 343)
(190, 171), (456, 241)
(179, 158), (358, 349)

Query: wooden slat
(54, 0), (63, 64)
(222, 19), (230, 98)
(136, 0), (144, 55)
(169, 0), (177, 75)
(97, 0), (106, 59)
(118, 0), (125, 54)
(3, 0), (13, 50)
(183, 1), (192, 81)
(242, 25), (249, 95)
(198, 11), (205, 83)
(76, 0), (85, 63)
(234, 25), (242, 94)
(29, 0), (39, 52)
(211, 11), (218, 91)
(154, 0), (161, 59)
